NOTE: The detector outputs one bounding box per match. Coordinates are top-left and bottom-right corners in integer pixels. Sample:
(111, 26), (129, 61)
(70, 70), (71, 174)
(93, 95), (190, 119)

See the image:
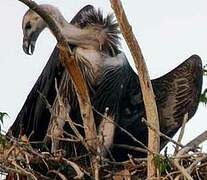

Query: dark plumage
(113, 55), (202, 160)
(8, 5), (203, 162)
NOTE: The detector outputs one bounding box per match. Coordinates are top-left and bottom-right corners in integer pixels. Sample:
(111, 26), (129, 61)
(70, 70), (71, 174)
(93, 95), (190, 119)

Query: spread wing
(153, 54), (203, 147)
(113, 55), (203, 160)
(8, 5), (95, 140)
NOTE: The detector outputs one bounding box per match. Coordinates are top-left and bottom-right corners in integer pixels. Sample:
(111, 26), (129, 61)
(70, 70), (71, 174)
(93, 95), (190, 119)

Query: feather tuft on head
(77, 8), (121, 56)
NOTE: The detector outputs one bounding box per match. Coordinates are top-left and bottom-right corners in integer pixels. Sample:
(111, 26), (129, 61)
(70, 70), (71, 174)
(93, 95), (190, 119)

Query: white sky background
(0, 0), (207, 152)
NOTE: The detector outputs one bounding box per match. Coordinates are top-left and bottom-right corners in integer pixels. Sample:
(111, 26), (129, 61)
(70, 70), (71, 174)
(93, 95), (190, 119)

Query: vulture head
(22, 4), (63, 55)
(22, 8), (45, 55)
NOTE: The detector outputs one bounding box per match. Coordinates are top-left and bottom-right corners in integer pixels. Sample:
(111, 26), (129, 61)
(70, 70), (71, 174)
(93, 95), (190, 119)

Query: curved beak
(23, 35), (36, 55)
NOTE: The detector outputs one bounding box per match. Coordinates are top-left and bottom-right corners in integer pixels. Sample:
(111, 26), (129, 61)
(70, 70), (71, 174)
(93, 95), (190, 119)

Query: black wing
(113, 55), (203, 161)
(154, 55), (203, 147)
(8, 5), (95, 140)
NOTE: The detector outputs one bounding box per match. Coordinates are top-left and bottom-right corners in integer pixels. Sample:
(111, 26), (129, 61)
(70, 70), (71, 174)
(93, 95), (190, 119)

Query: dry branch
(174, 113), (188, 155)
(185, 130), (207, 148)
(142, 118), (184, 149)
(173, 147), (193, 180)
(110, 0), (160, 178)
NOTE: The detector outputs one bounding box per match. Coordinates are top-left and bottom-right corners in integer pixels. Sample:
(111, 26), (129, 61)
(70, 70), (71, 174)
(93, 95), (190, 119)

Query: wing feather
(153, 55), (203, 147)
(113, 55), (203, 160)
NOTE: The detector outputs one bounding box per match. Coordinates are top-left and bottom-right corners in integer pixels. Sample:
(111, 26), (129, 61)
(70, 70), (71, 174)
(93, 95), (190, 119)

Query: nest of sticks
(0, 130), (207, 179)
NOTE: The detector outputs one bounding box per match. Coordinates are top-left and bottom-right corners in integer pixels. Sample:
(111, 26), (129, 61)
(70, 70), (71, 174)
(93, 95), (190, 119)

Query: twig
(62, 158), (84, 179)
(114, 144), (148, 154)
(174, 113), (188, 155)
(92, 106), (152, 154)
(47, 170), (67, 180)
(172, 152), (205, 159)
(11, 160), (38, 180)
(187, 154), (207, 174)
(164, 170), (175, 180)
(110, 0), (160, 178)
(185, 130), (207, 148)
(48, 79), (67, 153)
(142, 118), (184, 148)
(173, 147), (193, 180)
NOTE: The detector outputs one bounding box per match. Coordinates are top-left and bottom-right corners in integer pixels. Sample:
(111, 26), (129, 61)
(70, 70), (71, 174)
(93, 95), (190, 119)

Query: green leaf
(0, 112), (8, 123)
(0, 134), (6, 148)
(200, 89), (207, 105)
(154, 154), (171, 174)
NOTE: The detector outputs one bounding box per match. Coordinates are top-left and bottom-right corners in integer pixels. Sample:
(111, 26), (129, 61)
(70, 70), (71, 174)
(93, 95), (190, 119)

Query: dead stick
(11, 160), (38, 180)
(110, 0), (160, 178)
(142, 118), (184, 148)
(92, 106), (152, 153)
(174, 113), (188, 155)
(185, 130), (207, 148)
(173, 147), (193, 180)
(62, 158), (84, 179)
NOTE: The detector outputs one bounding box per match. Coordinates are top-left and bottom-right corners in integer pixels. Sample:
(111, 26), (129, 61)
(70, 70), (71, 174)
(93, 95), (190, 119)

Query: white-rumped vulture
(8, 5), (203, 161)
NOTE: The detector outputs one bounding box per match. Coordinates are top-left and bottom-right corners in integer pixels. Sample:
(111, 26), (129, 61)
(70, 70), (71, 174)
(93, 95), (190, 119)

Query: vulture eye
(25, 21), (31, 30)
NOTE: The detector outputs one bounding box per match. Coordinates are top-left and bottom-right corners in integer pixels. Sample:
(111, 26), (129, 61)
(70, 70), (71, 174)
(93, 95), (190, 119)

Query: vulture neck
(42, 6), (103, 50)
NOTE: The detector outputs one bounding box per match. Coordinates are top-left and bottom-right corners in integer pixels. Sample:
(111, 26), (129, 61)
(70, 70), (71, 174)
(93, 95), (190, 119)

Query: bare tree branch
(174, 113), (188, 155)
(142, 118), (184, 149)
(185, 130), (207, 148)
(62, 158), (84, 179)
(173, 147), (194, 180)
(110, 0), (160, 178)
